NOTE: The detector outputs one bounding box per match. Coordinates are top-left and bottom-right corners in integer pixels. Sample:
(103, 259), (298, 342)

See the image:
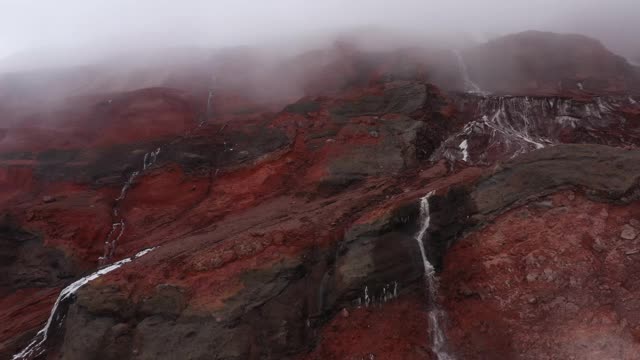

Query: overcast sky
(0, 0), (639, 63)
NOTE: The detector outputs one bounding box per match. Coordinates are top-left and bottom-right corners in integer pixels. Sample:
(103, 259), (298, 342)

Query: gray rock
(621, 224), (638, 240)
(138, 284), (187, 318)
(473, 145), (640, 216)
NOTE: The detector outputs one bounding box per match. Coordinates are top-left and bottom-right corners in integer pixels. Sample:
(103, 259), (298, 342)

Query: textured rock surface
(442, 191), (640, 359)
(431, 95), (640, 164)
(473, 144), (640, 216)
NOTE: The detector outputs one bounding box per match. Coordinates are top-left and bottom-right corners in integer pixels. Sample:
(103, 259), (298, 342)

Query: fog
(1, 0), (639, 71)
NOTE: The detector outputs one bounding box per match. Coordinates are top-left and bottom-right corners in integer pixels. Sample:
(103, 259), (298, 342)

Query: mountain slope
(2, 31), (640, 360)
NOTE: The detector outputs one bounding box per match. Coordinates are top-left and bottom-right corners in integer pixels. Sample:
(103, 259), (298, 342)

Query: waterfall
(414, 192), (455, 360)
(453, 50), (482, 94)
(458, 140), (469, 162)
(114, 171), (139, 202)
(101, 78), (216, 264)
(100, 147), (161, 264)
(143, 148), (161, 170)
(203, 88), (215, 126)
(14, 85), (218, 359)
(12, 247), (157, 360)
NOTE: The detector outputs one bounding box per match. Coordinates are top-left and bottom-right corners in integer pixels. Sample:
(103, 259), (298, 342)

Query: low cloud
(0, 0), (638, 69)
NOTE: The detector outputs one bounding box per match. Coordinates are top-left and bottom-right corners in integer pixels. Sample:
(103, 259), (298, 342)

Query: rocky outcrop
(300, 143), (640, 359)
(425, 144), (640, 359)
(441, 191), (640, 359)
(0, 216), (76, 294)
(473, 144), (640, 216)
(432, 95), (640, 164)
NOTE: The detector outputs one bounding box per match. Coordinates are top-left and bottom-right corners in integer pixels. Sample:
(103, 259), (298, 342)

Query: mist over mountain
(1, 0), (639, 70)
(2, 2), (640, 360)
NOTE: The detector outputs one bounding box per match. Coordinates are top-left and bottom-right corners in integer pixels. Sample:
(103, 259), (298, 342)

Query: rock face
(431, 95), (640, 164)
(442, 191), (640, 359)
(473, 144), (640, 215)
(3, 30), (640, 360)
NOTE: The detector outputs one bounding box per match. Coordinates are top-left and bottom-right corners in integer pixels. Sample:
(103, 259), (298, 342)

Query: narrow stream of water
(12, 248), (157, 360)
(454, 50), (482, 94)
(414, 191), (455, 360)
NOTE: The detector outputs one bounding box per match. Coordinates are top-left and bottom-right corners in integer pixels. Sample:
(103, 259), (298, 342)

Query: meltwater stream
(415, 191), (455, 360)
(454, 50), (482, 94)
(12, 247), (157, 360)
(14, 83), (219, 360)
(14, 146), (163, 358)
(99, 147), (161, 265)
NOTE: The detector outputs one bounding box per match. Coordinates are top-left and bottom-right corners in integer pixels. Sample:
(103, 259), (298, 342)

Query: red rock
(302, 294), (431, 360)
(441, 191), (640, 359)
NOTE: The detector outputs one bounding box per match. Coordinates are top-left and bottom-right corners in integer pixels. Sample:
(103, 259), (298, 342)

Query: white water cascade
(14, 85), (218, 359)
(101, 79), (216, 264)
(414, 191), (455, 360)
(453, 50), (482, 94)
(99, 147), (161, 264)
(12, 247), (157, 360)
(458, 140), (469, 162)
